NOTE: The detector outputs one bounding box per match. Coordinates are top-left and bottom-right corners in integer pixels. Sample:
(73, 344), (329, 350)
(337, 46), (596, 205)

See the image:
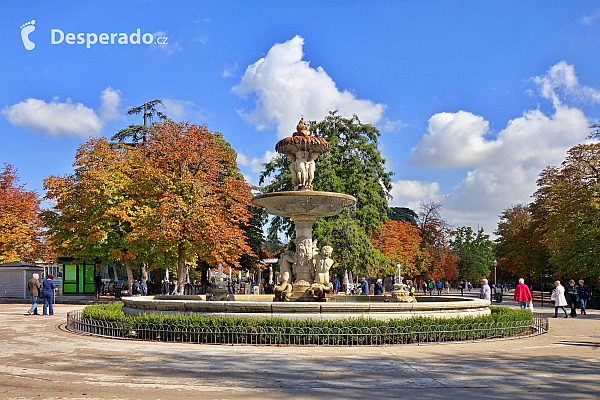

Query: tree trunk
(125, 258), (134, 294)
(177, 242), (187, 295)
(112, 264), (119, 283)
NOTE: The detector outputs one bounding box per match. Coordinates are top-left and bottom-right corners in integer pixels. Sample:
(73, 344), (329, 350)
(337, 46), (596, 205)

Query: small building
(0, 261), (44, 299)
(57, 257), (97, 296)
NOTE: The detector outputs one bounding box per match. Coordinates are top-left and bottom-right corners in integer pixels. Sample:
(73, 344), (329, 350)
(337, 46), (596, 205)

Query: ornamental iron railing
(66, 309), (548, 346)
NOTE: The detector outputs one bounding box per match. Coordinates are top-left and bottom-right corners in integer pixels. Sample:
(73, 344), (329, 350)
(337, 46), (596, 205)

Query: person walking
(374, 279), (384, 295)
(551, 280), (569, 318)
(445, 281), (450, 294)
(565, 279), (579, 317)
(459, 281), (464, 296)
(27, 273), (41, 315)
(141, 279), (148, 296)
(332, 275), (340, 294)
(422, 281), (427, 294)
(41, 274), (57, 316)
(480, 279), (491, 301)
(428, 280), (434, 296)
(94, 273), (103, 299)
(513, 278), (533, 309)
(437, 280), (442, 296)
(360, 277), (369, 295)
(161, 278), (170, 296)
(578, 280), (590, 315)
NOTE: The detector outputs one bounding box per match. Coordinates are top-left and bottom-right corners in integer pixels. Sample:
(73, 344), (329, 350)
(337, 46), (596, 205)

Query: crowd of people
(28, 269), (593, 318)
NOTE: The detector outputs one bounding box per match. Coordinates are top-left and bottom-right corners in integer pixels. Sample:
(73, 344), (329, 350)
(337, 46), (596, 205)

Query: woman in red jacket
(514, 278), (533, 309)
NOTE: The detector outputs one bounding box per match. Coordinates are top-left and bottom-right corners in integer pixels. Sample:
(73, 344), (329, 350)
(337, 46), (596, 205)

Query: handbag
(529, 300), (534, 312)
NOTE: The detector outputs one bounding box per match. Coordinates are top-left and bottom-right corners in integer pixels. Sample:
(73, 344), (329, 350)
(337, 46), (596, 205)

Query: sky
(2, 1), (600, 237)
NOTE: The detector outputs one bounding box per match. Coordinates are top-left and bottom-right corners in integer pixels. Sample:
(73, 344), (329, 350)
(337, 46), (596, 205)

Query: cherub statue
(314, 245), (334, 286)
(279, 250), (295, 282)
(273, 271), (293, 302)
(293, 150), (310, 189)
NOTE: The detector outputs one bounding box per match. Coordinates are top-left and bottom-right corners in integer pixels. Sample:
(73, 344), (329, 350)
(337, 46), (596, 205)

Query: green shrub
(78, 304), (534, 344)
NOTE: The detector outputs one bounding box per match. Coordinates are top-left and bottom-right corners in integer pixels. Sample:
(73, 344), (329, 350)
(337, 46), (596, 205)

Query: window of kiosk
(64, 264), (77, 293)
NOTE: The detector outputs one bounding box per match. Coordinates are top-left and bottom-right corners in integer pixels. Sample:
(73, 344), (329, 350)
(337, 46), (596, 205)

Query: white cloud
(405, 62), (594, 233)
(533, 61), (600, 106)
(237, 150), (277, 173)
(1, 87), (121, 138)
(410, 110), (499, 168)
(221, 63), (237, 79)
(162, 98), (210, 122)
(378, 117), (404, 132)
(580, 9), (600, 25)
(390, 180), (442, 204)
(233, 35), (387, 138)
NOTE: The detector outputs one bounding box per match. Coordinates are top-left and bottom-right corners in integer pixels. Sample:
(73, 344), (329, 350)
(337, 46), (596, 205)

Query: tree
(0, 164), (43, 263)
(43, 138), (141, 292)
(416, 201), (458, 280)
(494, 204), (548, 283)
(451, 226), (495, 282)
(111, 100), (167, 144)
(388, 207), (418, 225)
(259, 112), (394, 274)
(133, 120), (255, 293)
(531, 143), (600, 283)
(371, 219), (422, 277)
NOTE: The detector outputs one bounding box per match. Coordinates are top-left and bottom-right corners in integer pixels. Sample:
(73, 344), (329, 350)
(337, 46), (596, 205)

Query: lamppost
(493, 259), (498, 292)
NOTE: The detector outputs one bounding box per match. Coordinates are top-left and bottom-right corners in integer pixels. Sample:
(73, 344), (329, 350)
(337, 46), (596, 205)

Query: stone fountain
(252, 118), (356, 301)
(122, 119), (490, 319)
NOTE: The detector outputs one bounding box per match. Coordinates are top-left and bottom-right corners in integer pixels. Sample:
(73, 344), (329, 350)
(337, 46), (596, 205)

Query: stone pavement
(0, 303), (598, 400)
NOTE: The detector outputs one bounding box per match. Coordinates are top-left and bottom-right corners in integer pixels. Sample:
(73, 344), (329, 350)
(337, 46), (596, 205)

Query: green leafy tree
(259, 112), (394, 275)
(111, 100), (167, 144)
(451, 226), (495, 282)
(388, 206), (418, 225)
(494, 204), (548, 283)
(531, 143), (600, 283)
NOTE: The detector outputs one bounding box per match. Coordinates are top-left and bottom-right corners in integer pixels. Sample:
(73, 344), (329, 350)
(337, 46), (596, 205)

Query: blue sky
(2, 1), (600, 234)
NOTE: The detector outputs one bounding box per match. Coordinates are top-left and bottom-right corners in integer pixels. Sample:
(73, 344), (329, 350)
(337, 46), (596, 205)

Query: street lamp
(493, 259), (498, 290)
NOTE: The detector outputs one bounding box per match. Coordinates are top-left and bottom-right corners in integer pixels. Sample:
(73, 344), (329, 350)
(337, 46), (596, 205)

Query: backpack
(428, 282), (434, 289)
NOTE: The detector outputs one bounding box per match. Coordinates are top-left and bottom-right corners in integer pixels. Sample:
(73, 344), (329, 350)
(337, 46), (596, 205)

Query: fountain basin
(252, 191), (356, 218)
(122, 296), (491, 321)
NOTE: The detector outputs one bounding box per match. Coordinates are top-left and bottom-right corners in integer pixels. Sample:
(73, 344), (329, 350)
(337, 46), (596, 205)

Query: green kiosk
(58, 257), (97, 296)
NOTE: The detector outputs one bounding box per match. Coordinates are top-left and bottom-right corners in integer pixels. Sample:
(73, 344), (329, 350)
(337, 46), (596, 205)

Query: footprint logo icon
(20, 20), (36, 50)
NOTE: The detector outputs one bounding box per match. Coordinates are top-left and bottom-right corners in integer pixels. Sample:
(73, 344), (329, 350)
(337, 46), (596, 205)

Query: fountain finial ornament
(275, 118), (330, 191)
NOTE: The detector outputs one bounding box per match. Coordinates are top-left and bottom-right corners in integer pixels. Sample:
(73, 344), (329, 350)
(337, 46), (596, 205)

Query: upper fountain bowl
(252, 191), (356, 218)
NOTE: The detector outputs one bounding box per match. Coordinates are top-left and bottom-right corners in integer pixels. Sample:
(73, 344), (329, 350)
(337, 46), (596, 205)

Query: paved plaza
(0, 302), (598, 400)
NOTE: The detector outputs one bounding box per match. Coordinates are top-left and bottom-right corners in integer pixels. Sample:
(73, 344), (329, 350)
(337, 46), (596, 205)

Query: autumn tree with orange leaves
(133, 121), (254, 294)
(0, 164), (44, 264)
(371, 219), (422, 277)
(43, 138), (142, 292)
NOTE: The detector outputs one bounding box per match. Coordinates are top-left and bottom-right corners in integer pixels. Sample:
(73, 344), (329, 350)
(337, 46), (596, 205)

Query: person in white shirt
(480, 279), (491, 301)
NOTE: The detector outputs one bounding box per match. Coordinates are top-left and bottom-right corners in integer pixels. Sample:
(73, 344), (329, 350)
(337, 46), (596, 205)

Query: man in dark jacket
(161, 278), (170, 296)
(578, 279), (590, 315)
(27, 273), (41, 315)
